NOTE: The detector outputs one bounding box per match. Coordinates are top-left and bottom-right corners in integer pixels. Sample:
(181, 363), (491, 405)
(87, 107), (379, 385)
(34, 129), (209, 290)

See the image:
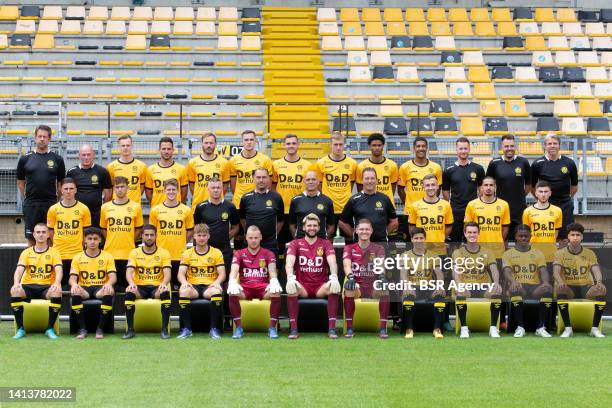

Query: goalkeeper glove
(329, 274), (341, 294)
(266, 277), (282, 294)
(285, 275), (298, 295)
(343, 273), (357, 291)
(227, 279), (243, 296)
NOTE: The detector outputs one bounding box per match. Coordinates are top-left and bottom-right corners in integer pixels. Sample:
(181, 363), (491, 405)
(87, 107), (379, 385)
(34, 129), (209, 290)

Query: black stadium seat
(412, 36), (433, 49)
(390, 36), (411, 49)
(513, 7), (533, 20)
(383, 117), (408, 136)
(137, 130), (161, 136)
(562, 67), (585, 82)
(75, 60), (97, 66)
(587, 117), (610, 133)
(409, 118), (432, 135)
(578, 10), (599, 22)
(332, 116), (356, 133)
(600, 9), (612, 22)
(492, 66), (513, 81)
(36, 111), (59, 116)
(10, 34), (31, 47)
(217, 94), (239, 99)
(539, 67), (561, 82)
(485, 117), (508, 133)
(140, 112), (163, 117)
(242, 8), (261, 20)
(78, 45), (98, 50)
(373, 66), (394, 80)
(440, 51), (461, 64)
(434, 117), (457, 133)
(603, 100), (612, 114)
(150, 35), (170, 48)
(20, 5), (40, 19)
(194, 61), (215, 66)
(242, 21), (261, 34)
(166, 94), (188, 99)
(71, 77), (93, 82)
(103, 45), (123, 50)
(537, 117), (560, 133)
(12, 111), (35, 116)
(430, 100), (452, 115)
(503, 36), (523, 49)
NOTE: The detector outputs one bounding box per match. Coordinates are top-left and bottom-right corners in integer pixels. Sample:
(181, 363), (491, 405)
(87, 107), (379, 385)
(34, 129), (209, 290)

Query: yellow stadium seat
(448, 8), (468, 22)
(562, 117), (586, 135)
(380, 99), (403, 116)
(196, 7), (216, 21)
(557, 9), (577, 22)
(321, 36), (342, 51)
(505, 99), (529, 116)
(535, 8), (555, 22)
(15, 20), (36, 34)
(344, 299), (386, 333)
(133, 6), (152, 21)
(238, 300), (270, 332)
(0, 35), (7, 49)
(83, 20), (104, 35)
(496, 21), (518, 36)
(557, 301), (603, 334)
(480, 100), (503, 116)
(453, 22), (474, 36)
(492, 8), (512, 22)
(474, 21), (495, 36)
(42, 6), (62, 20)
(525, 36), (546, 51)
(218, 21), (237, 36)
(431, 21), (451, 35)
(240, 36), (261, 51)
(153, 7), (173, 21)
(427, 8), (447, 22)
(474, 83), (496, 99)
(196, 21), (216, 35)
(151, 21), (171, 35)
(384, 8), (403, 22)
(18, 300), (59, 334)
(173, 21), (193, 35)
(386, 22), (406, 35)
(445, 66), (466, 82)
(33, 34), (54, 49)
(110, 6), (130, 21)
(133, 299), (168, 333)
(578, 99), (603, 116)
(343, 21), (362, 36)
(105, 20), (125, 35)
(125, 35), (146, 50)
(460, 117), (485, 136)
(542, 22), (562, 36)
(88, 6), (108, 21)
(340, 8), (359, 22)
(408, 22), (429, 36)
(66, 6), (85, 20)
(350, 66), (371, 82)
(0, 6), (19, 20)
(470, 8), (490, 22)
(317, 8), (336, 22)
(38, 20), (58, 34)
(426, 82), (449, 99)
(367, 36), (388, 51)
(405, 8), (425, 22)
(365, 21), (385, 35)
(397, 66), (419, 82)
(362, 8), (381, 22)
(217, 36), (238, 51)
(435, 36), (455, 50)
(450, 82), (472, 99)
(468, 66), (490, 82)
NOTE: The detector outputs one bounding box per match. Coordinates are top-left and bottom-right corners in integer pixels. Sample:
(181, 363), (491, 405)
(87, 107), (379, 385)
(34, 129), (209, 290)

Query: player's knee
(179, 288), (189, 297)
(48, 288), (62, 298)
(10, 287), (24, 297)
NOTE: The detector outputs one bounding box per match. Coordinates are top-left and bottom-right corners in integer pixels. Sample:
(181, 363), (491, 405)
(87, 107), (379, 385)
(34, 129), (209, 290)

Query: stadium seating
(342, 298), (383, 333)
(69, 299), (114, 334)
(133, 299), (169, 333)
(16, 299), (59, 333)
(556, 300), (603, 334)
(238, 299), (271, 331)
(455, 299), (500, 334)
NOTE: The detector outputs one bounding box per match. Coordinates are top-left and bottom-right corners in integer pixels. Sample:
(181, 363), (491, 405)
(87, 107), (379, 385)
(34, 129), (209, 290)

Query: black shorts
(22, 283), (50, 300)
(261, 239), (279, 257)
(23, 200), (55, 240)
(409, 287), (445, 302)
(562, 284), (591, 300)
(82, 285), (103, 299)
(137, 285), (159, 299)
(193, 284), (210, 298)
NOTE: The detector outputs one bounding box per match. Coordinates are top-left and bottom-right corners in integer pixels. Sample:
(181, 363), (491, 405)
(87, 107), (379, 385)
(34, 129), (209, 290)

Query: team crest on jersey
(215, 163), (220, 169)
(316, 247), (324, 257)
(171, 169), (176, 175)
(496, 205), (501, 211)
(344, 164), (350, 169)
(45, 254), (51, 260)
(98, 259), (104, 265)
(317, 204), (324, 210)
(428, 168), (434, 173)
(132, 166), (137, 171)
(207, 257), (212, 263)
(178, 210), (183, 215)
(515, 167), (522, 174)
(369, 252), (375, 261)
(127, 207), (133, 213)
(74, 209), (80, 215)
(154, 256), (160, 261)
(259, 259), (266, 268)
(384, 165), (389, 171)
(91, 175), (99, 183)
(297, 165), (303, 170)
(255, 160), (260, 165)
(375, 201), (382, 208)
(221, 212), (229, 220)
(438, 205), (443, 211)
(47, 160), (54, 168)
(469, 172), (477, 181)
(266, 200), (272, 207)
(561, 166), (568, 174)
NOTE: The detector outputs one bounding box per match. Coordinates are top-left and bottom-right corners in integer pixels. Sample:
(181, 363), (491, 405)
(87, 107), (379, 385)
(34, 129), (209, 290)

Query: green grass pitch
(1, 320), (611, 407)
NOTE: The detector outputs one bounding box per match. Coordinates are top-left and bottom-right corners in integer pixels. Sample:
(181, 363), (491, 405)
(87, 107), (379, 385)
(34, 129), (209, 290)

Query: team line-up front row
(10, 213), (607, 341)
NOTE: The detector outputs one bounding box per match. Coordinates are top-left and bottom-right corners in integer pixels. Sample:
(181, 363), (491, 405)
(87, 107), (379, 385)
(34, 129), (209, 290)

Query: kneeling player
(227, 225), (282, 339)
(176, 223), (226, 340)
(502, 224), (553, 338)
(554, 223), (607, 338)
(285, 214), (340, 339)
(11, 223), (63, 340)
(122, 224), (172, 340)
(400, 228), (446, 339)
(69, 227), (116, 339)
(342, 218), (390, 339)
(452, 222), (503, 338)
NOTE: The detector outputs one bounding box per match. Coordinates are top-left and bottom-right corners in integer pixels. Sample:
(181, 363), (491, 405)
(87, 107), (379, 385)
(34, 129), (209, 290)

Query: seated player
(342, 218), (390, 339)
(69, 227), (116, 339)
(285, 214), (341, 339)
(553, 222), (607, 338)
(400, 228), (446, 339)
(11, 223), (63, 340)
(176, 223), (226, 340)
(227, 225), (282, 339)
(122, 224), (172, 340)
(452, 222), (503, 338)
(502, 224), (553, 338)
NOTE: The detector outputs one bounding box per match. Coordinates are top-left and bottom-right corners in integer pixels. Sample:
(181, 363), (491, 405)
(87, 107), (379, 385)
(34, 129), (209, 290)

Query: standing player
(122, 224), (172, 340)
(107, 135), (148, 204)
(442, 137), (486, 244)
(400, 228), (446, 339)
(339, 168), (398, 242)
(522, 181), (563, 263)
(464, 176), (511, 260)
(149, 179), (195, 288)
(187, 132), (230, 208)
(145, 137), (188, 207)
(227, 225), (282, 339)
(342, 218), (390, 338)
(452, 222), (502, 338)
(239, 168), (284, 254)
(398, 136), (442, 206)
(100, 176), (144, 290)
(408, 173), (453, 256)
(486, 135), (531, 240)
(315, 132), (358, 233)
(355, 133), (399, 205)
(531, 134), (578, 242)
(69, 227), (116, 339)
(285, 214), (340, 339)
(17, 125), (65, 245)
(502, 225), (553, 338)
(11, 223), (63, 340)
(194, 177), (239, 273)
(66, 144), (112, 227)
(47, 178), (91, 284)
(176, 223), (226, 340)
(288, 171), (335, 239)
(228, 130), (273, 209)
(553, 223), (607, 338)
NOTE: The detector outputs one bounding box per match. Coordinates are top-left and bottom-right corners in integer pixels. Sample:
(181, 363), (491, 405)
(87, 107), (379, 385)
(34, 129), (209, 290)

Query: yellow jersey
(187, 154), (230, 208)
(398, 159), (443, 204)
(149, 202), (195, 260)
(99, 200), (144, 260)
(464, 197), (510, 258)
(452, 245), (497, 284)
(356, 158), (399, 205)
(107, 158), (148, 203)
(47, 201), (91, 259)
(316, 155), (358, 214)
(402, 249), (437, 284)
(127, 246), (172, 286)
(408, 198), (453, 256)
(145, 162), (188, 208)
(17, 246), (62, 285)
(228, 151), (273, 208)
(272, 157), (314, 214)
(522, 204), (562, 261)
(180, 246), (225, 285)
(554, 246), (598, 286)
(70, 250), (116, 287)
(502, 247), (546, 285)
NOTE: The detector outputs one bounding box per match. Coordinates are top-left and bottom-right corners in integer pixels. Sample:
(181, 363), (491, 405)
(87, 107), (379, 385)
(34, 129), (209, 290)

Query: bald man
(67, 144), (112, 227)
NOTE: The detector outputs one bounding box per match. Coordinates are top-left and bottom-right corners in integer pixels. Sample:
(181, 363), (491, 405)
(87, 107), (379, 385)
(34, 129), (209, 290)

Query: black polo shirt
(486, 156), (531, 222)
(442, 161), (485, 215)
(66, 164), (112, 216)
(288, 192), (335, 238)
(16, 151), (65, 203)
(340, 191), (397, 242)
(193, 199), (239, 250)
(531, 155), (578, 205)
(239, 190), (284, 243)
